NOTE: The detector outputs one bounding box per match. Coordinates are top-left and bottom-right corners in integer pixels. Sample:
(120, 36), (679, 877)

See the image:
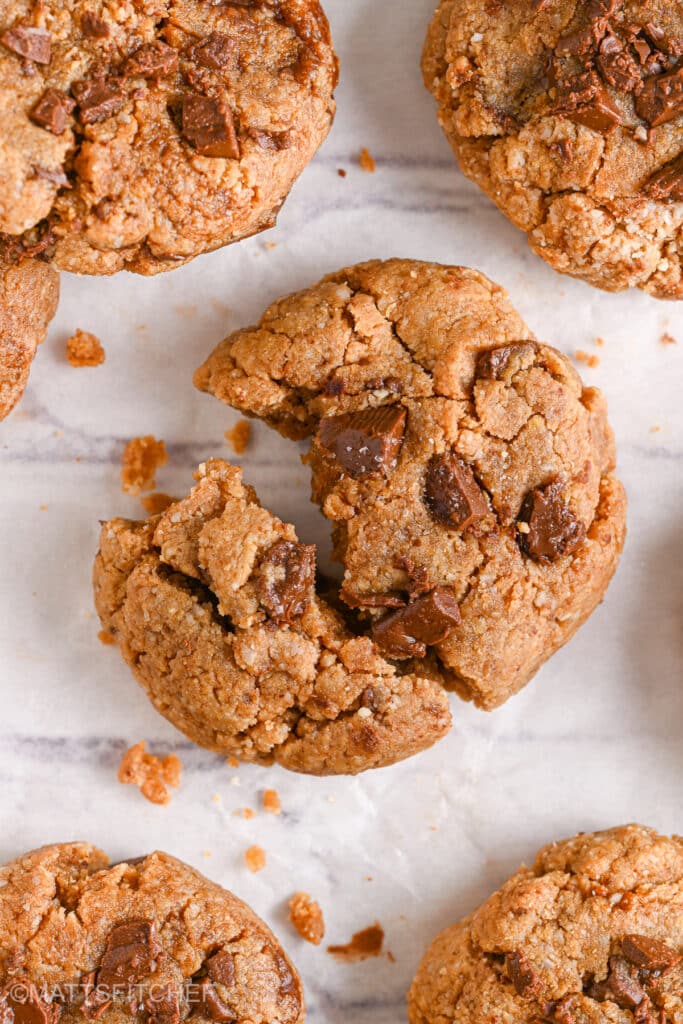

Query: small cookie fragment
(245, 846), (266, 873)
(117, 741), (182, 805)
(328, 924), (384, 961)
(225, 419), (251, 455)
(120, 436), (168, 495)
(359, 147), (376, 173)
(66, 329), (105, 367)
(288, 893), (325, 945)
(263, 789), (281, 815)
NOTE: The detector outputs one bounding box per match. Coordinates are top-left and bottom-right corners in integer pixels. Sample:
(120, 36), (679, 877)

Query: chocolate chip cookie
(0, 843), (304, 1024)
(408, 824), (683, 1024)
(93, 458), (452, 776)
(0, 249), (59, 419)
(0, 1), (338, 275)
(194, 259), (627, 711)
(423, 1), (683, 298)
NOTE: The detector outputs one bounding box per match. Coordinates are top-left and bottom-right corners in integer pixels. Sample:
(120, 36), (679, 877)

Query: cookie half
(0, 843), (304, 1024)
(423, 1), (683, 298)
(408, 824), (683, 1024)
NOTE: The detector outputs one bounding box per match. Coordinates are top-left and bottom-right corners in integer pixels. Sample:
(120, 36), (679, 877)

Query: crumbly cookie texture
(0, 1), (338, 276)
(422, 0), (683, 298)
(195, 259), (627, 710)
(93, 458), (452, 776)
(0, 843), (304, 1024)
(408, 824), (683, 1024)
(0, 254), (59, 419)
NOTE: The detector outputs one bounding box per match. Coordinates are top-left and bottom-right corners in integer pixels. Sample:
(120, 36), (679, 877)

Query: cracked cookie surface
(408, 824), (683, 1024)
(0, 0), (337, 275)
(0, 843), (304, 1024)
(423, 0), (683, 298)
(0, 252), (59, 419)
(194, 259), (626, 711)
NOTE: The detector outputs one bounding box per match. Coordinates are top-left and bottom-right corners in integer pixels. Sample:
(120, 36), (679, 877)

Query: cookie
(93, 458), (452, 776)
(0, 843), (304, 1024)
(423, 0), (683, 298)
(0, 1), (338, 275)
(194, 259), (627, 711)
(408, 824), (683, 1024)
(0, 251), (59, 420)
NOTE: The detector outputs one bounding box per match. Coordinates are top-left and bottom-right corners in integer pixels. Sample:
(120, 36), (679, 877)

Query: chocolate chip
(206, 952), (236, 989)
(644, 153), (683, 201)
(30, 88), (75, 135)
(124, 42), (178, 78)
(518, 482), (585, 563)
(597, 36), (642, 92)
(181, 94), (240, 158)
(146, 987), (180, 1024)
(193, 33), (236, 70)
(97, 920), (161, 989)
(72, 77), (126, 124)
(257, 540), (316, 625)
(622, 934), (682, 972)
(0, 981), (59, 1024)
(636, 67), (683, 126)
(372, 587), (461, 659)
(0, 26), (51, 63)
(340, 588), (406, 609)
(477, 342), (537, 381)
(599, 956), (647, 1010)
(425, 453), (488, 531)
(193, 980), (235, 1023)
(557, 72), (622, 132)
(507, 951), (543, 998)
(82, 12), (110, 38)
(317, 406), (407, 479)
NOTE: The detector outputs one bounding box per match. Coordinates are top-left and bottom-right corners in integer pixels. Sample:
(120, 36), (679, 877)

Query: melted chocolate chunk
(636, 67), (683, 126)
(507, 951), (543, 998)
(193, 980), (235, 1023)
(591, 956), (647, 1010)
(0, 981), (59, 1024)
(30, 88), (75, 135)
(424, 453), (488, 531)
(477, 342), (537, 381)
(72, 78), (126, 124)
(557, 71), (622, 132)
(181, 94), (240, 159)
(257, 540), (316, 625)
(192, 33), (236, 71)
(372, 587), (461, 659)
(518, 482), (585, 563)
(97, 920), (162, 989)
(0, 26), (51, 63)
(125, 42), (178, 79)
(206, 952), (236, 989)
(597, 36), (642, 92)
(644, 153), (683, 201)
(622, 934), (682, 972)
(340, 588), (406, 610)
(317, 406), (407, 479)
(81, 12), (110, 38)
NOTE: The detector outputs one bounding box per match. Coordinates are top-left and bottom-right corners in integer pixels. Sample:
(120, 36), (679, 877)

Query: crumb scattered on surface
(245, 845), (266, 873)
(595, 337), (605, 347)
(327, 924), (384, 961)
(337, 168), (347, 178)
(40, 504), (47, 511)
(235, 807), (256, 820)
(264, 241), (278, 251)
(202, 850), (212, 857)
(121, 436), (168, 495)
(225, 419), (251, 455)
(387, 950), (396, 963)
(140, 492), (176, 515)
(98, 630), (116, 646)
(359, 147), (376, 173)
(263, 789), (281, 815)
(650, 425), (661, 433)
(227, 756), (239, 768)
(575, 350), (600, 368)
(117, 740), (182, 806)
(289, 893), (325, 945)
(211, 793), (222, 805)
(661, 332), (677, 346)
(66, 329), (105, 368)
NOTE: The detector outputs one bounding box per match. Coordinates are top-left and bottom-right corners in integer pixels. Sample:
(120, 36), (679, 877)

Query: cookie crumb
(595, 337), (605, 347)
(227, 756), (239, 768)
(98, 630), (116, 646)
(660, 331), (677, 346)
(140, 492), (176, 515)
(263, 789), (281, 815)
(235, 807), (256, 820)
(225, 420), (251, 455)
(359, 147), (376, 173)
(575, 350), (600, 369)
(288, 893), (325, 945)
(121, 436), (168, 495)
(66, 329), (105, 367)
(337, 168), (347, 178)
(245, 845), (266, 873)
(117, 741), (182, 806)
(264, 241), (278, 251)
(328, 923), (384, 961)
(650, 425), (661, 434)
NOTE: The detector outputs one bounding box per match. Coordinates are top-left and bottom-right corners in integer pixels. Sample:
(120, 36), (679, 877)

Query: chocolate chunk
(193, 33), (236, 70)
(206, 952), (236, 989)
(98, 920), (161, 989)
(82, 972), (112, 1020)
(257, 540), (316, 625)
(0, 981), (59, 1024)
(82, 12), (110, 38)
(622, 934), (682, 972)
(372, 588), (461, 659)
(30, 88), (75, 135)
(597, 36), (642, 93)
(72, 77), (126, 124)
(0, 26), (51, 63)
(557, 72), (622, 132)
(340, 588), (406, 609)
(245, 128), (291, 151)
(193, 980), (234, 1023)
(636, 67), (683, 126)
(477, 342), (537, 381)
(602, 956), (647, 1010)
(644, 153), (683, 201)
(146, 987), (180, 1024)
(425, 453), (488, 531)
(124, 42), (178, 78)
(317, 406), (407, 479)
(518, 482), (585, 563)
(507, 951), (543, 998)
(181, 94), (240, 159)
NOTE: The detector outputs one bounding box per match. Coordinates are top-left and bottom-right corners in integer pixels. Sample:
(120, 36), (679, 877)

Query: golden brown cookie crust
(408, 824), (683, 1024)
(422, 1), (683, 298)
(0, 1), (338, 275)
(195, 259), (627, 711)
(0, 843), (304, 1024)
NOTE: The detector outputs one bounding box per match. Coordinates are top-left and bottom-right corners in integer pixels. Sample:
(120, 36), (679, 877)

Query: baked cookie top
(195, 259), (627, 711)
(408, 824), (683, 1024)
(423, 0), (683, 298)
(0, 0), (338, 275)
(0, 843), (304, 1024)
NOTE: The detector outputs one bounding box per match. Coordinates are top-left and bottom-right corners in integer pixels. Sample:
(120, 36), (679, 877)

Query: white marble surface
(2, 1), (683, 1021)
